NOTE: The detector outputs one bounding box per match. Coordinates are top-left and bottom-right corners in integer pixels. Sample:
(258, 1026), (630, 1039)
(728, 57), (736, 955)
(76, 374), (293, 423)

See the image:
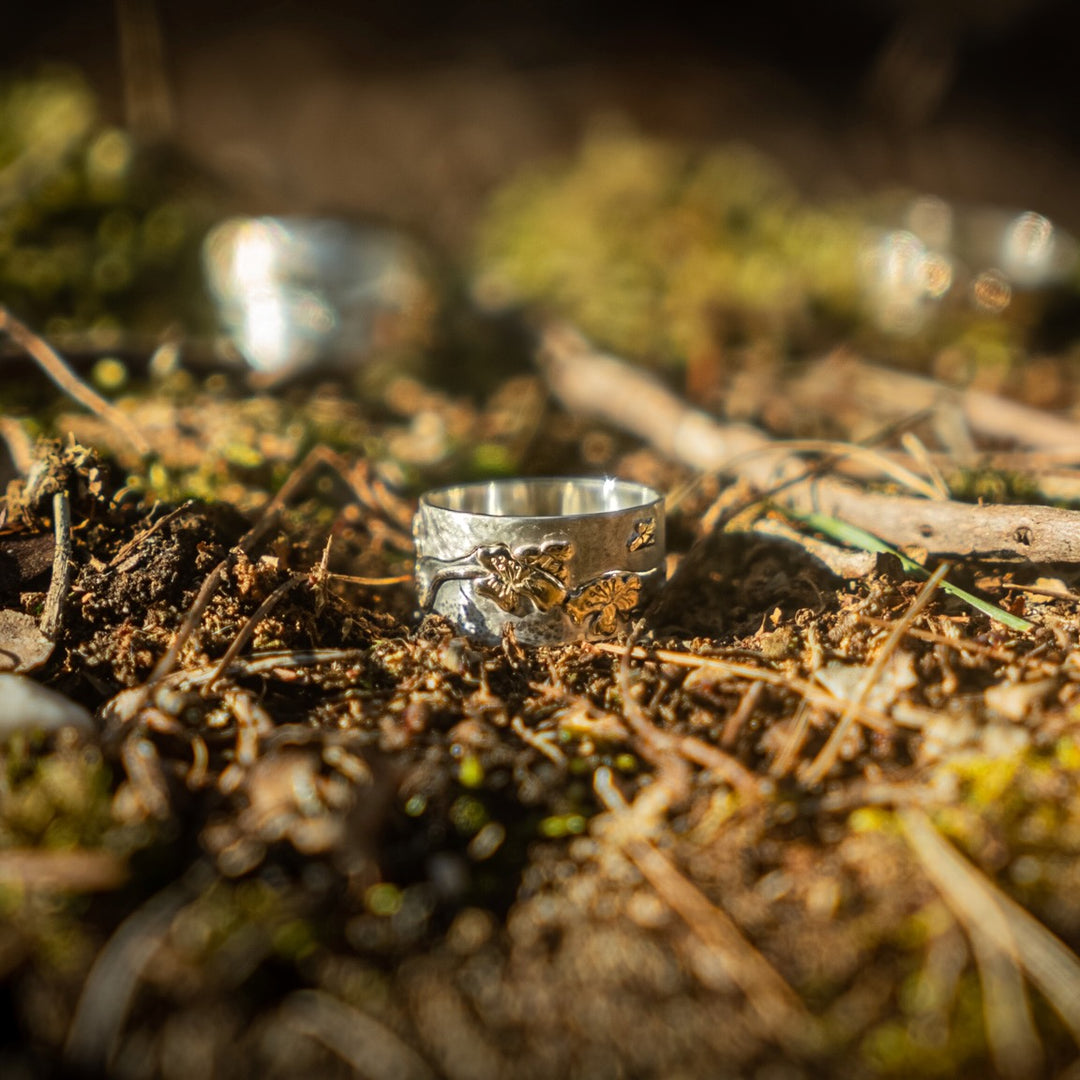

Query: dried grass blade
(785, 509), (1033, 632)
(900, 808), (1080, 1051)
(594, 643), (892, 732)
(0, 307), (150, 458)
(803, 562), (949, 787)
(282, 989), (436, 1080)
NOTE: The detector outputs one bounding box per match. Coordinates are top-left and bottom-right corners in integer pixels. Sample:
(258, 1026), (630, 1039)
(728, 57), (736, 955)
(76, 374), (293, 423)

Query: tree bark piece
(538, 324), (1080, 564)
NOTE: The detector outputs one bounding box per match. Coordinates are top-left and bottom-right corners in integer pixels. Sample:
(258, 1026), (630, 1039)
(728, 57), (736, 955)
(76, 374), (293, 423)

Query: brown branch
(0, 307), (151, 459)
(538, 324), (1080, 563)
(794, 352), (1080, 455)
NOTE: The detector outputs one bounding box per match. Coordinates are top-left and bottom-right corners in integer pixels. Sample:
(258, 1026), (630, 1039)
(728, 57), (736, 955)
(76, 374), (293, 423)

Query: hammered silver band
(414, 477), (665, 645)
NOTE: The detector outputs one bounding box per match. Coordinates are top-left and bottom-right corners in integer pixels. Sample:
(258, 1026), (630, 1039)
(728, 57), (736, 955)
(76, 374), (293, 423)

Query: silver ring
(414, 477), (665, 644)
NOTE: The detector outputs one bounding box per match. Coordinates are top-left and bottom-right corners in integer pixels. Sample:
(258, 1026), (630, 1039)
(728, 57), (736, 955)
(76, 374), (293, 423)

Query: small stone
(0, 610), (55, 673)
(0, 673), (92, 735)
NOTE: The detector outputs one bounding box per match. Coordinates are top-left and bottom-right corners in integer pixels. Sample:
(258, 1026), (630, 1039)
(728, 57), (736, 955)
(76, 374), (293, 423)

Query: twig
(900, 431), (950, 498)
(721, 680), (763, 749)
(899, 808), (1080, 1058)
(327, 572), (412, 586)
(769, 703), (813, 780)
(538, 324), (1080, 563)
(593, 767), (821, 1056)
(65, 875), (191, 1071)
(116, 0), (175, 142)
(860, 616), (1016, 662)
(169, 648), (368, 691)
(0, 307), (150, 458)
(146, 448), (411, 691)
(1001, 581), (1080, 602)
(511, 715), (567, 766)
(40, 491), (72, 640)
(742, 437), (946, 500)
(204, 574), (307, 693)
(101, 648), (368, 730)
(801, 562), (949, 787)
(108, 500), (194, 568)
(0, 416), (35, 475)
(0, 849), (128, 892)
(902, 806), (1040, 1078)
(616, 623), (760, 798)
(594, 642), (893, 733)
(795, 353), (1080, 455)
(148, 446), (336, 686)
(675, 734), (763, 798)
(281, 989), (436, 1080)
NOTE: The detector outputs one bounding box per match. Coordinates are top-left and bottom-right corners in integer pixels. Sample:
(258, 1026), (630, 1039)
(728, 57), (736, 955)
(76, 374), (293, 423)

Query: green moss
(365, 882), (403, 917)
(848, 807), (894, 835)
(538, 813), (588, 839)
(470, 442), (517, 476)
(860, 969), (988, 1077)
(477, 132), (864, 366)
(1055, 737), (1080, 771)
(457, 754), (485, 790)
(0, 739), (115, 850)
(272, 918), (318, 959)
(449, 795), (488, 836)
(0, 69), (217, 340)
(946, 467), (1042, 505)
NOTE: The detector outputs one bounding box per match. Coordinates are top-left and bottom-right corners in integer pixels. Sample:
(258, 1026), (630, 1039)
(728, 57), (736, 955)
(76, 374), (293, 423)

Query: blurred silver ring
(414, 477), (665, 645)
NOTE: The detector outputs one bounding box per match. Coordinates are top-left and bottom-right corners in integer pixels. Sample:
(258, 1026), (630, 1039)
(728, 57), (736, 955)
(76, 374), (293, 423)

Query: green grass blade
(781, 508), (1034, 632)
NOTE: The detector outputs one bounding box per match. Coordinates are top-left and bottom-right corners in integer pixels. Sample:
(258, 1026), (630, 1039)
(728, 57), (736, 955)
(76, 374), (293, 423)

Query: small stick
(735, 437), (945, 500)
(108, 501), (194, 568)
(0, 416), (35, 475)
(672, 733), (762, 799)
(899, 808), (1080, 1063)
(802, 563), (949, 787)
(40, 491), (72, 640)
(328, 572), (412, 587)
(64, 878), (190, 1071)
(282, 989), (436, 1080)
(721, 680), (763, 749)
(900, 431), (951, 499)
(0, 849), (128, 892)
(116, 0), (175, 142)
(0, 307), (150, 458)
(860, 616), (1016, 662)
(594, 642), (893, 732)
(615, 621), (763, 799)
(511, 715), (567, 766)
(148, 445), (334, 685)
(797, 352), (1080, 454)
(594, 767), (821, 1056)
(768, 702), (813, 780)
(203, 574), (307, 693)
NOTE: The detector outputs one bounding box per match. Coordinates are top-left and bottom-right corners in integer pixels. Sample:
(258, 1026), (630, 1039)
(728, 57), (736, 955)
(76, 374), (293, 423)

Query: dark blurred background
(4, 0), (1079, 249)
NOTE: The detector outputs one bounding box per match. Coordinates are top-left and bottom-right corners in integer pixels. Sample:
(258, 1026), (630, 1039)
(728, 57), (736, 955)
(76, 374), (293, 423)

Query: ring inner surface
(424, 478), (657, 518)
